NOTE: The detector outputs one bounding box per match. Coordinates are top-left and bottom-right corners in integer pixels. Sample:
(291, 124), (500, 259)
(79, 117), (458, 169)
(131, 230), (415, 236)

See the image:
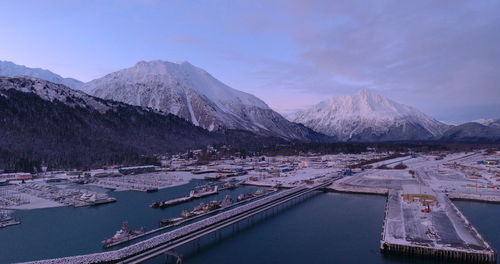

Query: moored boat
(101, 222), (144, 248)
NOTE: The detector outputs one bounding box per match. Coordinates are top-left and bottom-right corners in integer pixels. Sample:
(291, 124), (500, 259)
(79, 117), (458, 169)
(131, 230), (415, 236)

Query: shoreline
(2, 192), (64, 210)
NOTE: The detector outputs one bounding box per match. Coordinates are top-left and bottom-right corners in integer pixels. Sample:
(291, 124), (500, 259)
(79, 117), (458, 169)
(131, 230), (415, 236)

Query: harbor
(0, 179), (263, 263)
(16, 181), (332, 264)
(109, 188), (277, 248)
(0, 151), (499, 263)
(0, 210), (20, 228)
(0, 182), (116, 209)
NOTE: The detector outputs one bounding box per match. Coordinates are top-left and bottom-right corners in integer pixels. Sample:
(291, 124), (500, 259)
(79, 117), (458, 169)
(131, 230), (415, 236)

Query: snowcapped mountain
(290, 90), (449, 141)
(472, 118), (500, 128)
(80, 60), (321, 140)
(0, 60), (83, 89)
(0, 76), (289, 169)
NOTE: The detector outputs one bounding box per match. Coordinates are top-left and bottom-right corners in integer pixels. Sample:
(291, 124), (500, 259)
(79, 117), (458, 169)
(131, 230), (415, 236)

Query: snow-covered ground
(6, 192), (63, 210)
(88, 171), (206, 191)
(331, 151), (500, 202)
(243, 167), (334, 188)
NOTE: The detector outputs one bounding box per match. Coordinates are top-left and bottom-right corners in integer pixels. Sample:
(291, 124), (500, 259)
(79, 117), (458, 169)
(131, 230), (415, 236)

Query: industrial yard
(381, 189), (495, 262)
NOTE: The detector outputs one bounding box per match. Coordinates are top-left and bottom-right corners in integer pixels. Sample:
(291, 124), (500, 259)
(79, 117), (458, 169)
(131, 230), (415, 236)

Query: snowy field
(243, 167), (334, 188)
(330, 151), (500, 202)
(88, 171), (206, 191)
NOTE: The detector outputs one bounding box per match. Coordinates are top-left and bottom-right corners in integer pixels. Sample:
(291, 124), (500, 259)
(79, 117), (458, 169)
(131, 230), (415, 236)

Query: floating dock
(380, 190), (496, 263)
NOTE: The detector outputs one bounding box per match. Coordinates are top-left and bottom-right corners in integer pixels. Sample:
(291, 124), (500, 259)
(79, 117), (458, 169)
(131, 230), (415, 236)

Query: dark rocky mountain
(440, 120), (500, 142)
(0, 76), (283, 171)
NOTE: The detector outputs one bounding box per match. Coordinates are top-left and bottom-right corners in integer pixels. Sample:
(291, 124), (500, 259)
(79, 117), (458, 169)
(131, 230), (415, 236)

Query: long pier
(20, 179), (334, 264)
(106, 188), (279, 248)
(380, 190), (496, 263)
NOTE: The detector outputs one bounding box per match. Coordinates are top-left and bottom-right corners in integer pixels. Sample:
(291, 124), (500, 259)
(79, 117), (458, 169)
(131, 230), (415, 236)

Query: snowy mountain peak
(133, 60), (195, 73)
(90, 60), (269, 110)
(316, 89), (421, 120)
(80, 60), (315, 140)
(291, 90), (449, 141)
(356, 88), (372, 97)
(0, 60), (83, 89)
(173, 60), (192, 65)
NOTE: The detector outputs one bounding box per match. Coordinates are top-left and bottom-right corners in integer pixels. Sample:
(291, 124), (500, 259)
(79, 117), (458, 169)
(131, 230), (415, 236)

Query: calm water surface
(1, 182), (498, 264)
(0, 180), (258, 263)
(148, 193), (500, 264)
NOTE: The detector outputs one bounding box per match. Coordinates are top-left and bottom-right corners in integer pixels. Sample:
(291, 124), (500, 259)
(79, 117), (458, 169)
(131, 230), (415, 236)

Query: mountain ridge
(440, 119), (500, 142)
(0, 76), (286, 171)
(0, 60), (83, 89)
(79, 60), (324, 141)
(290, 90), (450, 142)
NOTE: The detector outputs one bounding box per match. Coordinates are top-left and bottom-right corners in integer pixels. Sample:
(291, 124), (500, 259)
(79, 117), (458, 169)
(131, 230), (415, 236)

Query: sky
(0, 0), (499, 123)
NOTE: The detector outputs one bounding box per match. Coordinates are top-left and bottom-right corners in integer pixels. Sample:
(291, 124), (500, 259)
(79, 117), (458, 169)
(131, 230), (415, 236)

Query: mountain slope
(472, 118), (500, 128)
(80, 60), (322, 141)
(441, 120), (500, 142)
(290, 90), (449, 142)
(0, 60), (83, 89)
(0, 76), (282, 171)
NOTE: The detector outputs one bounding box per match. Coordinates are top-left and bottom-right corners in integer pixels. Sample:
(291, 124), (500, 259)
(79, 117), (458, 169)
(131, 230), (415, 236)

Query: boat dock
(151, 184), (228, 209)
(380, 190), (496, 263)
(110, 188), (278, 248)
(18, 179), (334, 264)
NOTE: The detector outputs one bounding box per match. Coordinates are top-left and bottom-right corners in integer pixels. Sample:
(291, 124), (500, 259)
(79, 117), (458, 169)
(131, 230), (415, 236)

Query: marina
(0, 182), (116, 209)
(0, 210), (20, 228)
(17, 180), (332, 264)
(111, 188), (278, 248)
(1, 151), (499, 264)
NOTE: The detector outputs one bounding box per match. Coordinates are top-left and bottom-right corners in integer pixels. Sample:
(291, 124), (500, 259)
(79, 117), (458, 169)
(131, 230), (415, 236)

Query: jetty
(109, 188), (278, 248)
(380, 189), (496, 263)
